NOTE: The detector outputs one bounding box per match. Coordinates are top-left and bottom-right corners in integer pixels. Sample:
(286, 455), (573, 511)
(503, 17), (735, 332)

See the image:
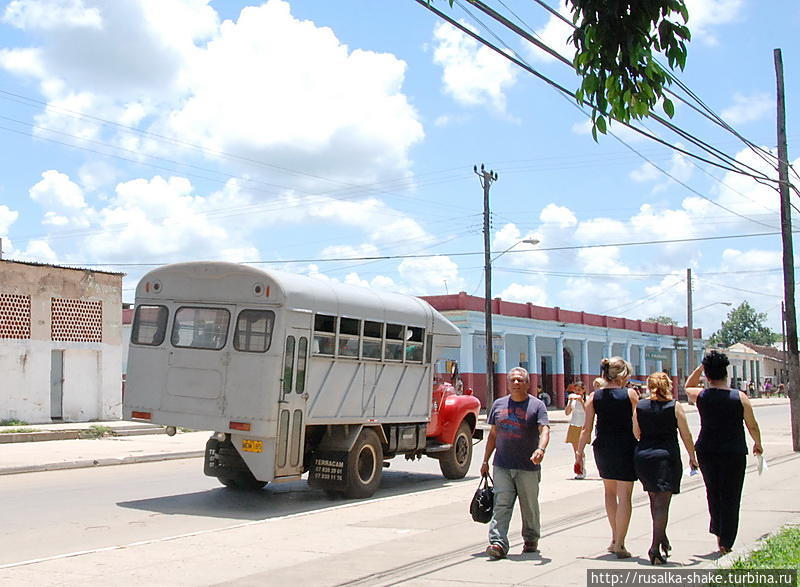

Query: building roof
(0, 258), (125, 276)
(421, 291), (702, 338)
(740, 342), (786, 361)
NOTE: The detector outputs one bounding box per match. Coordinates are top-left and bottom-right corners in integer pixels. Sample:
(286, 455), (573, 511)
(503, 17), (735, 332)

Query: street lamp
(483, 237), (540, 410)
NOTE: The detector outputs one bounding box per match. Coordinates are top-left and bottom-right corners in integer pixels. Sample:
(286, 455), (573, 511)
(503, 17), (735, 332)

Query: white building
(0, 260), (124, 423)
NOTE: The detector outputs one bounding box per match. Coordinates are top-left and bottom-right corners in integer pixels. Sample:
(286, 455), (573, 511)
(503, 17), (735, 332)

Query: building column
(605, 340), (613, 359)
(639, 345), (647, 379)
(625, 342), (632, 364)
(671, 347), (679, 393)
(528, 335), (539, 392)
(496, 336), (508, 398)
(555, 337), (566, 408)
(755, 360), (762, 394)
(581, 339), (592, 390)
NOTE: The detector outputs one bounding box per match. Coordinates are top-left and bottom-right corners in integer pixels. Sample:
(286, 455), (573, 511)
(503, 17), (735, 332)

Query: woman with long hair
(633, 372), (698, 564)
(575, 357), (638, 558)
(564, 381), (588, 479)
(685, 351), (763, 554)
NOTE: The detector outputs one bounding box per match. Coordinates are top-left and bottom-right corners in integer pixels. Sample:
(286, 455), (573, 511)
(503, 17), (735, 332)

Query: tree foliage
(708, 301), (780, 347)
(567, 0), (691, 140)
(647, 315), (678, 326)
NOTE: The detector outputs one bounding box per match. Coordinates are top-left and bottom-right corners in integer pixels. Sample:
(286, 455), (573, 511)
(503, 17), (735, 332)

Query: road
(0, 403), (792, 570)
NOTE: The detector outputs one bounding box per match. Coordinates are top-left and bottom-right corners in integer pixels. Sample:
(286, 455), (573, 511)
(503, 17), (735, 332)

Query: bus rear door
(164, 304), (235, 417)
(274, 310), (311, 479)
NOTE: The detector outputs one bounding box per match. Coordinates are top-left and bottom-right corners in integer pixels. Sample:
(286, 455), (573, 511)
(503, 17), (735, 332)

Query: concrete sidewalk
(0, 399), (795, 586)
(0, 398), (788, 476)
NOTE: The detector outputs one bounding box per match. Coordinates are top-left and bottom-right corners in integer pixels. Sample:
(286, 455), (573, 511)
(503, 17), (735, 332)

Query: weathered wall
(0, 261), (123, 423)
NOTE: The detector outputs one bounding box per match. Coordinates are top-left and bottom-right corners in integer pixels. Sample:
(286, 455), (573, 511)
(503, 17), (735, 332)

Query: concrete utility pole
(774, 48), (800, 451)
(686, 268), (694, 377)
(475, 163), (498, 410)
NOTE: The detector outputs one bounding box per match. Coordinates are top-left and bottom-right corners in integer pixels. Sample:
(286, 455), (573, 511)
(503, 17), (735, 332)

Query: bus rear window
(171, 307), (230, 350)
(131, 305), (168, 346)
(234, 310), (275, 353)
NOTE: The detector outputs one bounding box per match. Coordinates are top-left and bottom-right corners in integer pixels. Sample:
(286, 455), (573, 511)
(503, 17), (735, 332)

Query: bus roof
(136, 261), (460, 337)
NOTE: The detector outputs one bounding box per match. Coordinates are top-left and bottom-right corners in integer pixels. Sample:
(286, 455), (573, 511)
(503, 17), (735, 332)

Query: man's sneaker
(522, 541), (539, 553)
(486, 544), (506, 559)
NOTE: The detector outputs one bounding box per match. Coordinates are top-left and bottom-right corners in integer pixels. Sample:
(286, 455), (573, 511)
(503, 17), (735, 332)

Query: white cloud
(29, 170), (88, 210)
(4, 0), (102, 30)
(498, 282), (548, 305)
(526, 1), (574, 63)
(721, 93), (772, 125)
(683, 0), (744, 45)
(432, 20), (518, 113)
(629, 147), (693, 191)
(540, 203), (577, 228)
(1, 0), (422, 187)
(0, 205), (19, 235)
(398, 256), (464, 295)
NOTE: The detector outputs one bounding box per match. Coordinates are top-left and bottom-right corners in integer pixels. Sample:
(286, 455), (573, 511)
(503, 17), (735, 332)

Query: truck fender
(314, 424), (387, 452)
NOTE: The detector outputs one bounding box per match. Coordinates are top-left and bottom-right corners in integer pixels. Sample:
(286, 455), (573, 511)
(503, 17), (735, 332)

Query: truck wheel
(218, 472), (267, 491)
(343, 428), (383, 498)
(439, 421), (473, 479)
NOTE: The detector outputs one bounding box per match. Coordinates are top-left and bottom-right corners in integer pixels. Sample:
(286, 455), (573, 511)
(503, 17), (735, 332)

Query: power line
(52, 230), (791, 268)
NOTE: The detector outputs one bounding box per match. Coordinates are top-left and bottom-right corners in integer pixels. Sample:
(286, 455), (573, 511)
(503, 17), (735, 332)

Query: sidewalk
(0, 398), (795, 586)
(0, 398), (788, 476)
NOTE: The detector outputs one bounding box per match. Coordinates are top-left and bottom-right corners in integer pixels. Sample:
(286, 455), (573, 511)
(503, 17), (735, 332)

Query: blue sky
(0, 0), (798, 337)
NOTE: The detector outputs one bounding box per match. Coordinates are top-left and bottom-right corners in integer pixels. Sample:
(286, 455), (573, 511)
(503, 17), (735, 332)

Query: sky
(0, 0), (799, 339)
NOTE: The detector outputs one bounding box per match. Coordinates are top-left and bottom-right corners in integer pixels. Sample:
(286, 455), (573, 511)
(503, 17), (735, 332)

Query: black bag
(470, 473), (494, 524)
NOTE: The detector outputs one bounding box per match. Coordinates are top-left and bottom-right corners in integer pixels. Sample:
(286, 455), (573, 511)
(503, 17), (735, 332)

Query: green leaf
(663, 98), (675, 118)
(596, 115), (607, 134)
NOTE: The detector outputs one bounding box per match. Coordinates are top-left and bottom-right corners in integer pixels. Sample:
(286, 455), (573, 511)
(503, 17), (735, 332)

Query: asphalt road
(0, 403), (791, 568)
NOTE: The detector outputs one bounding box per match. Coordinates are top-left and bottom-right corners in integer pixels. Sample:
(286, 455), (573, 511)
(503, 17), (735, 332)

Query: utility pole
(686, 268), (694, 380)
(774, 48), (800, 451)
(475, 163), (498, 410)
(782, 301), (788, 384)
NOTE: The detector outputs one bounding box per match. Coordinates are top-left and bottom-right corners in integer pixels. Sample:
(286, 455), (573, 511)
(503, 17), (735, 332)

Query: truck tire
(439, 420), (472, 479)
(218, 471), (268, 491)
(343, 428), (383, 498)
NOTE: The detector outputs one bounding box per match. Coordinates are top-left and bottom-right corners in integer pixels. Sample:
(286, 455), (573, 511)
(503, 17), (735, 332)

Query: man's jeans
(488, 466), (541, 553)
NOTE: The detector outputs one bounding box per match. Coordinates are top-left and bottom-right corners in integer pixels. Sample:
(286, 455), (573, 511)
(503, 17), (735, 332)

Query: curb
(0, 450), (205, 476)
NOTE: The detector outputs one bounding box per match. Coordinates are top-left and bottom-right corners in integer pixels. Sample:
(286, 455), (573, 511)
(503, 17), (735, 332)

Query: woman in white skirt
(565, 379), (594, 478)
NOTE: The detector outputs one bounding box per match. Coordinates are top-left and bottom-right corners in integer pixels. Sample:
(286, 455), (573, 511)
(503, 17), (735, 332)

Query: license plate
(242, 439), (263, 453)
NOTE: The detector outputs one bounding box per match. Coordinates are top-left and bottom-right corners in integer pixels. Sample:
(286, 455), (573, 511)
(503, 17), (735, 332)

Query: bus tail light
(132, 411), (151, 420)
(230, 421), (251, 431)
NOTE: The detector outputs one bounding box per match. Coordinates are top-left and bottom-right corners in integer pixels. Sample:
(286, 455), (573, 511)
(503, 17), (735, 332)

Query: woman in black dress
(685, 351), (763, 555)
(633, 372), (698, 564)
(576, 356), (638, 558)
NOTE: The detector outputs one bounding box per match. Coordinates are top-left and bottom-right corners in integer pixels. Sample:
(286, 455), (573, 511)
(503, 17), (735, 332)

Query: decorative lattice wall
(0, 294), (32, 339)
(51, 298), (103, 342)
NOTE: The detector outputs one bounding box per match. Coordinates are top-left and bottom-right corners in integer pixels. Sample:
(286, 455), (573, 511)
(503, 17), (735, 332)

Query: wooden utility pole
(774, 48), (800, 451)
(475, 164), (498, 410)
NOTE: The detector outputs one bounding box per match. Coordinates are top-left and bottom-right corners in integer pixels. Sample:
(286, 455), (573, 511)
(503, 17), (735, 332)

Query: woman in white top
(565, 380), (591, 479)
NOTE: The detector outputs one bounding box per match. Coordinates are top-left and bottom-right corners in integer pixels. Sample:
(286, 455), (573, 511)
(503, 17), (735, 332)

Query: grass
(0, 419), (29, 426)
(80, 425), (116, 439)
(729, 525), (800, 570)
(0, 427), (37, 433)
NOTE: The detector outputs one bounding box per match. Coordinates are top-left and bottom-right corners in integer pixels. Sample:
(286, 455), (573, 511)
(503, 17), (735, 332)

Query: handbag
(469, 472), (494, 524)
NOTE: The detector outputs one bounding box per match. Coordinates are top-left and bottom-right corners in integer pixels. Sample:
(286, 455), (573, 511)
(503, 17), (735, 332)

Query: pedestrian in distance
(685, 351), (764, 555)
(481, 367), (551, 560)
(632, 372), (699, 564)
(564, 381), (587, 479)
(575, 356), (639, 559)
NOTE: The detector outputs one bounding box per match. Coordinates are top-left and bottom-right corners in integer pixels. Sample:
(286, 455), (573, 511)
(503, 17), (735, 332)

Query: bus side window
(362, 320), (383, 360)
(131, 305), (168, 346)
(406, 327), (424, 363)
(385, 323), (404, 362)
(233, 310), (275, 352)
(313, 314), (336, 356)
(338, 317), (360, 358)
